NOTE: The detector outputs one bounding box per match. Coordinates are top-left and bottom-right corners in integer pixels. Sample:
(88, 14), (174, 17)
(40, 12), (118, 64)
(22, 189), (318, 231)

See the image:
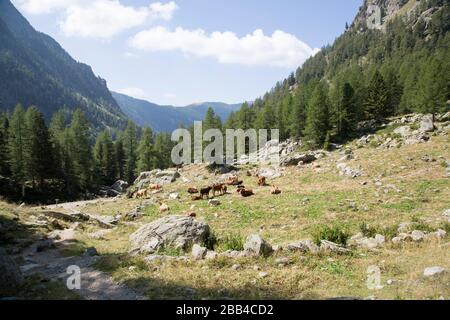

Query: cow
(270, 186), (281, 195)
(134, 189), (148, 199)
(226, 176), (242, 186)
(221, 185), (228, 194)
(187, 187), (199, 194)
(147, 184), (162, 191)
(200, 186), (212, 199)
(239, 189), (254, 197)
(212, 183), (225, 196)
(191, 195), (202, 201)
(257, 176), (267, 186)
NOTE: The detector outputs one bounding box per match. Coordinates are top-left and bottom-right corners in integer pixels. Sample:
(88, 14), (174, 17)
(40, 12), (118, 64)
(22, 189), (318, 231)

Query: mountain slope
(0, 0), (127, 130)
(112, 92), (242, 132)
(226, 0), (449, 141)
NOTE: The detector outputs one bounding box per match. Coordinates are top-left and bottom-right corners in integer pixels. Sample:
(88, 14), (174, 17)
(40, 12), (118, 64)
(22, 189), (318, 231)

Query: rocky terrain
(0, 113), (449, 300)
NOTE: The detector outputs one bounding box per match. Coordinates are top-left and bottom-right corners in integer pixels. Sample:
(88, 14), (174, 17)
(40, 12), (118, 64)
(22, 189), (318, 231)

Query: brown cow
(222, 185), (228, 194)
(135, 189), (148, 199)
(187, 187), (199, 194)
(226, 176), (242, 186)
(239, 189), (254, 197)
(147, 184), (162, 191)
(212, 183), (225, 196)
(257, 176), (267, 186)
(270, 186), (281, 195)
(191, 195), (202, 201)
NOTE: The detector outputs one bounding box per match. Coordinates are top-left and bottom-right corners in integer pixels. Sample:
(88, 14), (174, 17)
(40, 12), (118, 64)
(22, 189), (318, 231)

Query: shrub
(312, 225), (350, 246)
(410, 216), (434, 233)
(217, 233), (244, 252)
(359, 222), (398, 240)
(359, 222), (377, 238)
(439, 222), (450, 234)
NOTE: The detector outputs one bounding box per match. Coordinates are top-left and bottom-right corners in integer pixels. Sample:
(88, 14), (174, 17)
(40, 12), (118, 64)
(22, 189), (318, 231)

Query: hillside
(226, 0), (449, 144)
(0, 0), (127, 130)
(112, 92), (242, 132)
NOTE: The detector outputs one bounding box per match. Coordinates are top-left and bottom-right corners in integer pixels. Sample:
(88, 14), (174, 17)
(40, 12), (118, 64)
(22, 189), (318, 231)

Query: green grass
(312, 225), (350, 246)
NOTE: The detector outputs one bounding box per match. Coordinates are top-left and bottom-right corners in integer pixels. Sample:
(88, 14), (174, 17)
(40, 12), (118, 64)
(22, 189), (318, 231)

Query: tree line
(0, 106), (174, 202)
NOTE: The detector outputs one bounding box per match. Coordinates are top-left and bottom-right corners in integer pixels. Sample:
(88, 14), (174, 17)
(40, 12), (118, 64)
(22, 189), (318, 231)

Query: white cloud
(117, 87), (149, 100)
(13, 1), (179, 38)
(129, 27), (319, 68)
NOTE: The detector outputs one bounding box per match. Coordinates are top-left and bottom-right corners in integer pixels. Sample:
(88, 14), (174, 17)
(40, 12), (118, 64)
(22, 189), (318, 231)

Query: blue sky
(13, 0), (363, 106)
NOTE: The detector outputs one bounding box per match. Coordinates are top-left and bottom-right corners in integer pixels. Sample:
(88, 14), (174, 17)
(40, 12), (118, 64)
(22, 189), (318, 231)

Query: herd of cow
(131, 174), (281, 201)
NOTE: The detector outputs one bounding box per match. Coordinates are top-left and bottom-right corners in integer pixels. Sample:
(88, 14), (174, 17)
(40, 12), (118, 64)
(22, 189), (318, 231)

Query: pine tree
(114, 137), (126, 181)
(24, 106), (54, 189)
(69, 109), (92, 191)
(291, 86), (308, 138)
(137, 127), (155, 173)
(304, 83), (331, 148)
(365, 70), (389, 120)
(335, 82), (357, 139)
(8, 105), (28, 197)
(0, 112), (10, 176)
(123, 120), (138, 183)
(203, 107), (222, 131)
(93, 130), (116, 185)
(416, 57), (448, 114)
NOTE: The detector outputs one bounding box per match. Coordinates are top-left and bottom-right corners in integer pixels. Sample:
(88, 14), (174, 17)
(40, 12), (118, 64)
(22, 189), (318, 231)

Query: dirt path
(43, 198), (118, 212)
(19, 226), (146, 300)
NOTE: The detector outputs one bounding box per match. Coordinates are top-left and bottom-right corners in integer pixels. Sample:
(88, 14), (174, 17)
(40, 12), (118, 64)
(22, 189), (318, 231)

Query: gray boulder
(419, 115), (435, 132)
(129, 216), (210, 254)
(337, 163), (362, 178)
(191, 244), (207, 261)
(286, 240), (319, 254)
(423, 266), (445, 277)
(281, 153), (316, 167)
(135, 169), (180, 188)
(0, 249), (23, 296)
(111, 180), (129, 193)
(243, 234), (273, 257)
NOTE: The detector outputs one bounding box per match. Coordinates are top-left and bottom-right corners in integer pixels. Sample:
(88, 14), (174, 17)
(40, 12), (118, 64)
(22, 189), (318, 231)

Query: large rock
(134, 169), (180, 188)
(423, 266), (445, 277)
(419, 114), (435, 132)
(255, 167), (282, 179)
(111, 180), (129, 193)
(129, 216), (210, 254)
(337, 163), (362, 178)
(191, 244), (207, 261)
(243, 234), (273, 257)
(286, 240), (319, 254)
(281, 153), (317, 167)
(0, 249), (23, 296)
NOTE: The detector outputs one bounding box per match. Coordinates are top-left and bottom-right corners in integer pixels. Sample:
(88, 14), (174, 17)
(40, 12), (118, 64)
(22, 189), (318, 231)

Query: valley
(1, 113), (449, 300)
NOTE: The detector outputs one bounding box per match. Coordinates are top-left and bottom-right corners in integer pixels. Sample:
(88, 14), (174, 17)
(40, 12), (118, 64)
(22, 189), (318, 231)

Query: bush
(217, 233), (244, 252)
(312, 225), (350, 246)
(359, 222), (398, 240)
(439, 222), (450, 234)
(359, 222), (377, 238)
(410, 216), (434, 233)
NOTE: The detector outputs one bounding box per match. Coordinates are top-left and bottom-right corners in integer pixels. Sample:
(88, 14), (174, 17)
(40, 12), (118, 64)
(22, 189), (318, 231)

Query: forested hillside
(225, 0), (449, 147)
(0, 0), (127, 131)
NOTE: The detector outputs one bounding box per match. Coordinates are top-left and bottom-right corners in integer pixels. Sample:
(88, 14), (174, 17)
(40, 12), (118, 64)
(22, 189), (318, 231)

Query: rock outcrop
(134, 170), (180, 189)
(129, 216), (210, 254)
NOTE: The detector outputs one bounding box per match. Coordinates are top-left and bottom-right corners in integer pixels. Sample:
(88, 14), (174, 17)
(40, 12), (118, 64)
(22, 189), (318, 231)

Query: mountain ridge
(112, 91), (242, 132)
